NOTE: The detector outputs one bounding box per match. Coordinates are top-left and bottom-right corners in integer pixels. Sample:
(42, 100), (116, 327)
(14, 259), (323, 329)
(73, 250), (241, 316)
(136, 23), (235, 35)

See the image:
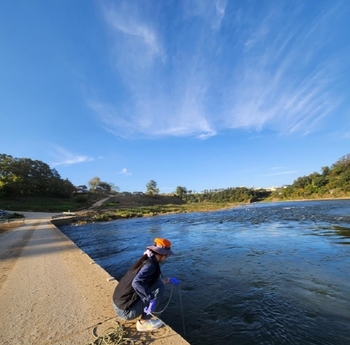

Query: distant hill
(102, 194), (185, 208)
(273, 153), (350, 200)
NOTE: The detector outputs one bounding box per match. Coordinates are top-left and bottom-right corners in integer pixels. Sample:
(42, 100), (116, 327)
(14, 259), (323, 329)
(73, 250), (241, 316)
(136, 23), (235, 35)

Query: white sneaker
(136, 319), (163, 331)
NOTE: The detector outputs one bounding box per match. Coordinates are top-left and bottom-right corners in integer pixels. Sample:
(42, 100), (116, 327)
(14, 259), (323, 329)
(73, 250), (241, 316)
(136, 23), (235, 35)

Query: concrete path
(0, 213), (189, 345)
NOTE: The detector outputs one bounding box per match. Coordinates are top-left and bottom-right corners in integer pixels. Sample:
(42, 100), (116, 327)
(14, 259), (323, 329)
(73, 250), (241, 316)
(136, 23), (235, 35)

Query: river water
(59, 199), (350, 344)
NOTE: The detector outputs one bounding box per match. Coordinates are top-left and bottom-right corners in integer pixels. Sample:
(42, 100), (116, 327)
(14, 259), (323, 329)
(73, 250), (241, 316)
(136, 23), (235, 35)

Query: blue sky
(1, 1), (349, 193)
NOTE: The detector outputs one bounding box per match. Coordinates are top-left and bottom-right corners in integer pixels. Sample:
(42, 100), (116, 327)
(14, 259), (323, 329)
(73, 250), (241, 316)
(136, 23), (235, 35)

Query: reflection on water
(60, 200), (350, 344)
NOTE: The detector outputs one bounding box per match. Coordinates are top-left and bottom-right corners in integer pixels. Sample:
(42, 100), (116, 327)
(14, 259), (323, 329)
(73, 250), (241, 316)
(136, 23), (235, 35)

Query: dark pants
(113, 279), (165, 320)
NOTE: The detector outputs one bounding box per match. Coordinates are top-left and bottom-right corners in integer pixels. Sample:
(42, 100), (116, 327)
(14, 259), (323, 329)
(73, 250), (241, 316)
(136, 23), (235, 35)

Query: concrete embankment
(0, 212), (189, 345)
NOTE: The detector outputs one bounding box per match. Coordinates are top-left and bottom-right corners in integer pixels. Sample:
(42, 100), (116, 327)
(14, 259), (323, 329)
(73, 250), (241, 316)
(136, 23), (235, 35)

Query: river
(59, 199), (350, 344)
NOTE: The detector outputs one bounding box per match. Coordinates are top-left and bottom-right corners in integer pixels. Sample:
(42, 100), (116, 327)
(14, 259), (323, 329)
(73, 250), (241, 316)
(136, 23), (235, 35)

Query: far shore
(1, 196), (349, 232)
(46, 196), (350, 227)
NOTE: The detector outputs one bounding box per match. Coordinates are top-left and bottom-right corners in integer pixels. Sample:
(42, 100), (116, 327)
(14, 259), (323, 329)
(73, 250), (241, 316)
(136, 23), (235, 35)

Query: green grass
(91, 202), (237, 222)
(0, 195), (98, 212)
(0, 195), (241, 223)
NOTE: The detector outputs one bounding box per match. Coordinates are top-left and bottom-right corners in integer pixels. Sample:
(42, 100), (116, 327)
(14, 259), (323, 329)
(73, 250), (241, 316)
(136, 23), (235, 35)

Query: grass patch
(92, 202), (238, 221)
(0, 194), (241, 225)
(73, 202), (239, 224)
(0, 195), (100, 212)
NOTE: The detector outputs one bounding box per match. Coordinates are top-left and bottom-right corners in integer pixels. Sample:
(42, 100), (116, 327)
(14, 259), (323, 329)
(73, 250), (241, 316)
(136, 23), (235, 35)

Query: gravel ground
(0, 212), (189, 345)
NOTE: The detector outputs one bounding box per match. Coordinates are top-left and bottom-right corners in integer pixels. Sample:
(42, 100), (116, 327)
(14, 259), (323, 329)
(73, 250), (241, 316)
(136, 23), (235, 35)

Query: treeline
(175, 186), (270, 204)
(0, 154), (75, 198)
(175, 153), (350, 203)
(272, 154), (350, 200)
(1, 152), (349, 203)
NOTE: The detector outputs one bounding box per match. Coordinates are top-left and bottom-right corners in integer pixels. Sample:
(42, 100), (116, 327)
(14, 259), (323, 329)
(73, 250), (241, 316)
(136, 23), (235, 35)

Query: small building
(74, 185), (88, 194)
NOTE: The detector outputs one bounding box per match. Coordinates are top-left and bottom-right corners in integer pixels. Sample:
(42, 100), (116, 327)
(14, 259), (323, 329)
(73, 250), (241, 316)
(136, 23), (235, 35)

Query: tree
(321, 166), (330, 176)
(88, 177), (119, 194)
(0, 154), (75, 197)
(109, 183), (120, 194)
(96, 181), (112, 193)
(88, 177), (101, 191)
(176, 186), (187, 199)
(146, 180), (159, 195)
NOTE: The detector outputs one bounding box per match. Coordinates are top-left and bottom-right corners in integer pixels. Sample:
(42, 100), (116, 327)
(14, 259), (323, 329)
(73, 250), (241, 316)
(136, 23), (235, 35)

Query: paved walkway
(0, 213), (189, 345)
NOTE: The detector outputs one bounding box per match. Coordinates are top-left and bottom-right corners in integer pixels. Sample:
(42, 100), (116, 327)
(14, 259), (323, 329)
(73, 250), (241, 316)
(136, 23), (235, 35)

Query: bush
(74, 195), (88, 204)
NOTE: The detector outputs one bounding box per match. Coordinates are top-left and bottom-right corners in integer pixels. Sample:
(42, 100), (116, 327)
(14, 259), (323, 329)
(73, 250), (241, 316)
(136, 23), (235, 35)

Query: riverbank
(72, 202), (239, 224)
(0, 213), (189, 345)
(69, 196), (350, 225)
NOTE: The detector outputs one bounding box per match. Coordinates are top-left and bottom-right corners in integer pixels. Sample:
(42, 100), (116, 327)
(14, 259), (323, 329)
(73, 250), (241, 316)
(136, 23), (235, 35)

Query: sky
(1, 0), (349, 194)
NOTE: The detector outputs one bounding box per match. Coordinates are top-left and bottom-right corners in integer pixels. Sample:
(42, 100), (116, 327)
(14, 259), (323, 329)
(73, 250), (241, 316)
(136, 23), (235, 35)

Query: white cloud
(119, 168), (132, 176)
(50, 145), (93, 166)
(263, 170), (298, 177)
(89, 83), (217, 138)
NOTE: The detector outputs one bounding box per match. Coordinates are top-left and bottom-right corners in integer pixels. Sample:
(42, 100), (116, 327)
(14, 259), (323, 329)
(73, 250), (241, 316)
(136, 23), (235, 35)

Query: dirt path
(89, 196), (113, 209)
(0, 214), (189, 345)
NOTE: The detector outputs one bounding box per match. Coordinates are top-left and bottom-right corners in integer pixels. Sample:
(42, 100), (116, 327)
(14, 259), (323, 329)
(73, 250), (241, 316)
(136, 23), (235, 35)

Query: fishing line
(151, 284), (186, 338)
(152, 284), (174, 314)
(178, 283), (186, 337)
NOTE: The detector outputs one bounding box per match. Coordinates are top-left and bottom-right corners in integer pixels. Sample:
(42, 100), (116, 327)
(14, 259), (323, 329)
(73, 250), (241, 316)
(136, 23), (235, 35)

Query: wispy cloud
(102, 2), (165, 64)
(91, 1), (346, 139)
(119, 168), (132, 176)
(50, 145), (93, 166)
(182, 0), (227, 29)
(226, 4), (342, 135)
(262, 166), (298, 177)
(263, 170), (298, 177)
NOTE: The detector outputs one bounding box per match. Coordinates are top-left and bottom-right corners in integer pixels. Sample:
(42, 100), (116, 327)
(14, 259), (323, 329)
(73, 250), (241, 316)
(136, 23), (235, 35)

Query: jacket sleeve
(131, 262), (157, 303)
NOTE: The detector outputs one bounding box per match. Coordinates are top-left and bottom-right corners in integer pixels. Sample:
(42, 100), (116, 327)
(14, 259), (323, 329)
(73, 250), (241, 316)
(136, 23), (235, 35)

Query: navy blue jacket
(113, 256), (161, 310)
